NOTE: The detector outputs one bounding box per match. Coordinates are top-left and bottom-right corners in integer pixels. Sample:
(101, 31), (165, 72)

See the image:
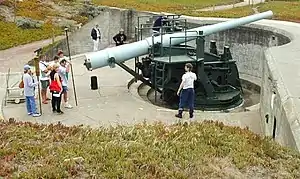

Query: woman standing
(49, 64), (63, 114)
(23, 65), (41, 117)
(175, 63), (197, 119)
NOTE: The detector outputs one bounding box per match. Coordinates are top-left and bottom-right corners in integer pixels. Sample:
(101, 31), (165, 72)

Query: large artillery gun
(83, 11), (273, 110)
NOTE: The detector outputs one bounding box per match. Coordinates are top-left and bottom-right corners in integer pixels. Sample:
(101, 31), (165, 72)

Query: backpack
(19, 75), (24, 88)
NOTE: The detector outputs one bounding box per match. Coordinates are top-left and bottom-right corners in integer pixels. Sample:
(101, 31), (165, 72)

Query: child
(175, 63), (197, 119)
(23, 65), (41, 117)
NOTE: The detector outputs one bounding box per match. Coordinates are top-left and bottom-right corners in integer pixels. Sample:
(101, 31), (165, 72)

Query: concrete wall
(44, 7), (300, 151)
(43, 7), (155, 58)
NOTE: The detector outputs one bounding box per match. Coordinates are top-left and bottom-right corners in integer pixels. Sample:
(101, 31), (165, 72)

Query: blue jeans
(25, 96), (37, 114)
(179, 88), (195, 111)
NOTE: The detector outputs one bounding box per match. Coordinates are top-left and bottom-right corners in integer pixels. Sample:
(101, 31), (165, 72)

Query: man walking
(58, 59), (72, 109)
(91, 23), (101, 51)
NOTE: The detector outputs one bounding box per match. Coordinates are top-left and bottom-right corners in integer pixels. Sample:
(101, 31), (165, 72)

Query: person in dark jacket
(90, 23), (101, 51)
(113, 29), (127, 46)
(152, 15), (168, 34)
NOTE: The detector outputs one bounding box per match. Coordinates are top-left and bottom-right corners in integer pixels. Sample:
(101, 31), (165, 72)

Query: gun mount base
(148, 87), (243, 111)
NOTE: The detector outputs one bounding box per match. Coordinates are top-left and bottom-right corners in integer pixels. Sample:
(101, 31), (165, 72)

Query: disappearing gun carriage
(83, 11), (273, 111)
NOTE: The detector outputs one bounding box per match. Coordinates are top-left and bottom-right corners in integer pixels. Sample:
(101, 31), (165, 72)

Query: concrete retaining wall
(44, 6), (300, 151)
(43, 7), (154, 58)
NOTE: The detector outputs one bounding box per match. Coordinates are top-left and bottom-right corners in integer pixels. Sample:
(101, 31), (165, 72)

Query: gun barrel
(85, 11), (273, 70)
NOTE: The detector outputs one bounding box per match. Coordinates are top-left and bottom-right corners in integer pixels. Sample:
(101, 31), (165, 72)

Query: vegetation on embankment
(0, 21), (62, 50)
(93, 0), (242, 13)
(1, 0), (299, 50)
(1, 120), (300, 178)
(0, 0), (87, 50)
(93, 0), (300, 22)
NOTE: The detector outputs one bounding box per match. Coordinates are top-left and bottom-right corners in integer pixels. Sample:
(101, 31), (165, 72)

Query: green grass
(258, 1), (300, 22)
(1, 120), (300, 178)
(0, 21), (63, 50)
(93, 0), (242, 13)
(188, 1), (300, 22)
(93, 0), (300, 23)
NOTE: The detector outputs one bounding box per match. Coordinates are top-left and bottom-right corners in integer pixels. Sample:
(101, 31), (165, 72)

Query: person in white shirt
(175, 63), (197, 119)
(91, 23), (101, 51)
(57, 50), (70, 80)
(58, 59), (72, 109)
(49, 55), (60, 68)
(39, 55), (51, 104)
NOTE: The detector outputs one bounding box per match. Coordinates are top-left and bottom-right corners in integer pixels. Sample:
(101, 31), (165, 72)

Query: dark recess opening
(265, 114), (269, 124)
(272, 116), (277, 139)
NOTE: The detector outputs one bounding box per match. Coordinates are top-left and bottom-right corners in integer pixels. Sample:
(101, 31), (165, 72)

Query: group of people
(22, 50), (73, 117)
(91, 23), (127, 51)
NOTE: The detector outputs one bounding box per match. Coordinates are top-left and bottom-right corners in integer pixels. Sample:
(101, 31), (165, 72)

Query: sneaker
(175, 114), (182, 118)
(32, 113), (41, 117)
(64, 103), (73, 109)
(57, 111), (64, 115)
(189, 114), (194, 119)
(28, 113), (32, 115)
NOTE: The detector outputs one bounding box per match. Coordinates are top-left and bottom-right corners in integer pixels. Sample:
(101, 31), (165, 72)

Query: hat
(24, 64), (31, 70)
(120, 28), (124, 32)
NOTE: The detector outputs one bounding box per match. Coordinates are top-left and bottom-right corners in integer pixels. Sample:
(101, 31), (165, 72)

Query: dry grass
(93, 0), (300, 23)
(1, 120), (300, 178)
(0, 21), (62, 50)
(93, 0), (242, 13)
(188, 1), (300, 22)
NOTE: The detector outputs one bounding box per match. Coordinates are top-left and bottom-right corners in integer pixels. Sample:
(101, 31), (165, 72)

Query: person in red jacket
(49, 64), (63, 114)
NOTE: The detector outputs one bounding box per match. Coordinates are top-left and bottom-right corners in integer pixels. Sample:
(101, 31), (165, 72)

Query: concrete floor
(3, 55), (263, 134)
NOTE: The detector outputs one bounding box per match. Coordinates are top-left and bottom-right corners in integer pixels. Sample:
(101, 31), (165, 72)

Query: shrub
(15, 16), (44, 29)
(79, 4), (104, 19)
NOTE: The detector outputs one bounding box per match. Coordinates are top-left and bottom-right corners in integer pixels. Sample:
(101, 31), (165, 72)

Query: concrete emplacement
(2, 7), (300, 152)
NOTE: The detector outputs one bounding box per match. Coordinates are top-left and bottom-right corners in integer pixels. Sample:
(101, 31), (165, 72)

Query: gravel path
(0, 36), (65, 73)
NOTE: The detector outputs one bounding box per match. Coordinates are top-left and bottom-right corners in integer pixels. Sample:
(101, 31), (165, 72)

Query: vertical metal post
(137, 17), (140, 40)
(34, 56), (42, 114)
(184, 19), (187, 55)
(160, 26), (163, 56)
(134, 26), (139, 82)
(196, 31), (205, 60)
(169, 37), (172, 63)
(64, 28), (78, 106)
(140, 24), (143, 40)
(4, 68), (11, 106)
(13, 0), (16, 23)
